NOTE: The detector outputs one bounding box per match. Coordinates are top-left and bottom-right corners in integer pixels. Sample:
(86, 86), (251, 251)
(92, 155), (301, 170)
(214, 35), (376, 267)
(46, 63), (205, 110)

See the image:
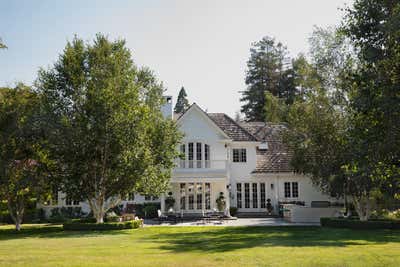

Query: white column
(225, 183), (231, 216)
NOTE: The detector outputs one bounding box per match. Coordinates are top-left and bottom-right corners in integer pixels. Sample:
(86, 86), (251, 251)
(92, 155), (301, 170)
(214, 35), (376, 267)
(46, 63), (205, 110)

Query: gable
(177, 104), (230, 141)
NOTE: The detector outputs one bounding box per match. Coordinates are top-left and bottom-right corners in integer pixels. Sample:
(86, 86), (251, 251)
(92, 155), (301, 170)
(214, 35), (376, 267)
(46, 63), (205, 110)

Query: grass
(0, 224), (399, 267)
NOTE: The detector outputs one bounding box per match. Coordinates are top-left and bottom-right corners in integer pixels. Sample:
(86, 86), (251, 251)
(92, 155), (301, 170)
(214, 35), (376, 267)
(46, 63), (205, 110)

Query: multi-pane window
(127, 192), (135, 201)
(252, 183), (258, 208)
(188, 183), (194, 210)
(244, 183), (250, 208)
(180, 183), (186, 210)
(284, 182), (291, 198)
(292, 182), (299, 198)
(196, 183), (203, 209)
(196, 143), (202, 168)
(180, 144), (186, 168)
(205, 144), (210, 168)
(260, 183), (266, 208)
(233, 148), (246, 162)
(188, 143), (194, 168)
(66, 196), (79, 206)
(236, 183), (242, 208)
(205, 183), (211, 210)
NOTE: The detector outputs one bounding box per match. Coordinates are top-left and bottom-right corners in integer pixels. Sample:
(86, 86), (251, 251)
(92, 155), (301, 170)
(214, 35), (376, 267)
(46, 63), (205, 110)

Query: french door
(236, 182), (267, 212)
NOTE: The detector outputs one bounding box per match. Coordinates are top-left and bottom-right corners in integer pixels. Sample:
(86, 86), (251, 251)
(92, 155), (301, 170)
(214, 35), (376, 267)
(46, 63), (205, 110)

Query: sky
(0, 0), (353, 117)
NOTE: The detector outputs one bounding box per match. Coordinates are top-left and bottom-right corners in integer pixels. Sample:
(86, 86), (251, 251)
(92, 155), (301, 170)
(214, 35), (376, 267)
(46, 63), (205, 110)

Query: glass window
(252, 183), (258, 208)
(292, 182), (299, 198)
(205, 144), (210, 168)
(180, 144), (186, 168)
(260, 183), (266, 208)
(205, 183), (211, 210)
(196, 143), (202, 168)
(244, 183), (250, 208)
(188, 143), (194, 168)
(127, 192), (135, 201)
(284, 182), (291, 198)
(233, 149), (246, 162)
(236, 183), (242, 208)
(196, 183), (202, 209)
(188, 183), (194, 210)
(180, 183), (186, 210)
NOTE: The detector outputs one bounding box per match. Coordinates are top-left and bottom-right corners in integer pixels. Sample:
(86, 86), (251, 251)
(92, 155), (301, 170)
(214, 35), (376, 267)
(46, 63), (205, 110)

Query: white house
(40, 96), (339, 217)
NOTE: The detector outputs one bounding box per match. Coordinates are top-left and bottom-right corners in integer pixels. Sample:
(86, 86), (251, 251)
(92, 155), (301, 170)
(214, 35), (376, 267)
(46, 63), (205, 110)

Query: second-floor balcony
(174, 159), (227, 171)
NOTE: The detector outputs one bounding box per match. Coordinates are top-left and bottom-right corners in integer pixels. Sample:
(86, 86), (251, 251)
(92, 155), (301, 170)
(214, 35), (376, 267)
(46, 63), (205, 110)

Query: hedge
(63, 220), (143, 231)
(321, 217), (400, 230)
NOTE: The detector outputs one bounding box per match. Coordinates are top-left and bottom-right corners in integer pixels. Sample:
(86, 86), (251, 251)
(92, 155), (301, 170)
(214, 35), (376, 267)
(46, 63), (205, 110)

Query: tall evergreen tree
(240, 36), (296, 121)
(174, 87), (190, 113)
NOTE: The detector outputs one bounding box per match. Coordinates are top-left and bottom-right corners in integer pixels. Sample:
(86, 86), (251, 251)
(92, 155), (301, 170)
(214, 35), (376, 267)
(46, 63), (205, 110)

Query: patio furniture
(157, 209), (169, 224)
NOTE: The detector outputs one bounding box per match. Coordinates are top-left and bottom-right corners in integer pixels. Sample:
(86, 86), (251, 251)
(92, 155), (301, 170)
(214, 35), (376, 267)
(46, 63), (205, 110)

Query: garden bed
(321, 217), (400, 229)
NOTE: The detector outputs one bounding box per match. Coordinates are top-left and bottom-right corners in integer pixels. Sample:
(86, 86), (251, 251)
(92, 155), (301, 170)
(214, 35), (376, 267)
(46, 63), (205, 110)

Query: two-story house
(41, 97), (335, 217)
(158, 100), (335, 215)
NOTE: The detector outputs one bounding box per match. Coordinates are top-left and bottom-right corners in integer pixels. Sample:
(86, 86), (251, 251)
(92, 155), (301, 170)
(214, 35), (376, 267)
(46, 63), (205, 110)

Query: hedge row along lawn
(0, 224), (399, 267)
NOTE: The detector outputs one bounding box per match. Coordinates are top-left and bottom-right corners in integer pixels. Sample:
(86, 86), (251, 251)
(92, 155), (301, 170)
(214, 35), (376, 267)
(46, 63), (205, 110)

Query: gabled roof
(207, 113), (258, 142)
(176, 103), (231, 140)
(239, 122), (293, 173)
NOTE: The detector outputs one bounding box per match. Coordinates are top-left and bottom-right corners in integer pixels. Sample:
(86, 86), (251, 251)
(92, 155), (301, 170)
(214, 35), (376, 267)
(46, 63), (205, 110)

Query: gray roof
(207, 113), (258, 142)
(240, 122), (293, 173)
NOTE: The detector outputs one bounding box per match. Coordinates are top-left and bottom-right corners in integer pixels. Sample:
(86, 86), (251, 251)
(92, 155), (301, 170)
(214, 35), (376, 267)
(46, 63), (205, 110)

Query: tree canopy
(0, 84), (51, 230)
(36, 34), (182, 223)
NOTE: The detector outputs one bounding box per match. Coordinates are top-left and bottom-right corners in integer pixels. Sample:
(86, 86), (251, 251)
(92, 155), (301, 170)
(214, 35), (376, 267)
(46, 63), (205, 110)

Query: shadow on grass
(142, 226), (400, 253)
(0, 224), (133, 241)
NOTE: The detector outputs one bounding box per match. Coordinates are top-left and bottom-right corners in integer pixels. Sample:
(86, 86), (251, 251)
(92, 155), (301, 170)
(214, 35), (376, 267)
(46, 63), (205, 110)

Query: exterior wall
(231, 173), (339, 214)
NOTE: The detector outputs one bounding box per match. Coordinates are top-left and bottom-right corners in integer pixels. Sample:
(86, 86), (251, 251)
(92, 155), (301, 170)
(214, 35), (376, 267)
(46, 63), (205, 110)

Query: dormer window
(233, 148), (247, 162)
(258, 142), (268, 150)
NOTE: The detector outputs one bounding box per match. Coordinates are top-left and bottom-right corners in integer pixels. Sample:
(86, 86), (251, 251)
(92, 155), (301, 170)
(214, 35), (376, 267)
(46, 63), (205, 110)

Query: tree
(240, 36), (296, 121)
(174, 87), (189, 113)
(0, 85), (51, 230)
(264, 92), (286, 123)
(341, 0), (400, 218)
(37, 34), (182, 223)
(0, 38), (6, 49)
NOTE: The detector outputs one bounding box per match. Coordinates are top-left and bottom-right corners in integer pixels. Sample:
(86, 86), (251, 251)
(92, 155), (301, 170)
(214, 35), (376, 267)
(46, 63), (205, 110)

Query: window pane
(188, 143), (194, 168)
(241, 149), (247, 162)
(233, 149), (239, 162)
(292, 182), (299, 198)
(236, 183), (242, 208)
(188, 183), (194, 210)
(252, 183), (258, 208)
(205, 144), (210, 168)
(284, 182), (291, 198)
(260, 183), (266, 208)
(205, 183), (211, 210)
(180, 144), (186, 168)
(180, 183), (186, 210)
(196, 143), (202, 168)
(244, 183), (250, 208)
(196, 183), (202, 209)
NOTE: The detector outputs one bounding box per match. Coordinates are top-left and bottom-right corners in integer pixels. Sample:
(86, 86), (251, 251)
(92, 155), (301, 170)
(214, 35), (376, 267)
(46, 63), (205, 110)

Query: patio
(144, 217), (319, 227)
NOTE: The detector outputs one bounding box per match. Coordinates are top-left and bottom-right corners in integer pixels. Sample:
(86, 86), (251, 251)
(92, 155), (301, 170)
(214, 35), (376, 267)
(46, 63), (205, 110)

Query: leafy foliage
(36, 34), (182, 223)
(0, 85), (51, 230)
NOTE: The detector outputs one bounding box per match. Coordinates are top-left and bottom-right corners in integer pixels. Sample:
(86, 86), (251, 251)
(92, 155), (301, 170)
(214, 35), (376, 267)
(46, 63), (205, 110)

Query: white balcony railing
(175, 159), (227, 170)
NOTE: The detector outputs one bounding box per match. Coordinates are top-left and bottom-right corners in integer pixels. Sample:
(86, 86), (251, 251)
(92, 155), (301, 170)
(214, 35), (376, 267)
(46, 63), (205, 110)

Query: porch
(161, 179), (230, 215)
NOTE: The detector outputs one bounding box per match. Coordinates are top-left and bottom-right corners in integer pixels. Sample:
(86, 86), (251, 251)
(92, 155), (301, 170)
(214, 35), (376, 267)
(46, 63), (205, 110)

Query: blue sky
(0, 0), (352, 116)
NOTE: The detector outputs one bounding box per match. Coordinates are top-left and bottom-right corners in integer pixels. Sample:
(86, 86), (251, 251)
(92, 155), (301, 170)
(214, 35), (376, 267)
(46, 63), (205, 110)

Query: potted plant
(216, 192), (226, 212)
(165, 192), (175, 211)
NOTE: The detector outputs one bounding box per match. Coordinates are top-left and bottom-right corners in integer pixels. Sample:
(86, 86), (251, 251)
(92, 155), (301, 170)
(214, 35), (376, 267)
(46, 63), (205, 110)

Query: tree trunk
(353, 194), (372, 221)
(7, 197), (24, 231)
(88, 192), (121, 223)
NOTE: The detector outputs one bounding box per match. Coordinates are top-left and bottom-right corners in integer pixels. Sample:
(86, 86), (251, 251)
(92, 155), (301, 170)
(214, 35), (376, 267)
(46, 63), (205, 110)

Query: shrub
(63, 220), (143, 231)
(320, 217), (400, 230)
(105, 215), (121, 222)
(229, 207), (238, 216)
(71, 217), (97, 223)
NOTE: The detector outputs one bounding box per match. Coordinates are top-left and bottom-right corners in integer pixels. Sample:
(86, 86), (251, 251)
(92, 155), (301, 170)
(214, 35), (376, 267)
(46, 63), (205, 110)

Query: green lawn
(0, 224), (399, 267)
